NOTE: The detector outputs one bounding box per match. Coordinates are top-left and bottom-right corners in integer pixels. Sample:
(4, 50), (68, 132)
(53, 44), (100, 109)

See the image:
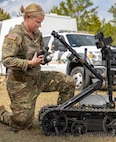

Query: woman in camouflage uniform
(0, 3), (75, 130)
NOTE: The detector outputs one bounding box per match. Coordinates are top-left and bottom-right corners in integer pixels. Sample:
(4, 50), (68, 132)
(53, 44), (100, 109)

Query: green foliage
(49, 0), (116, 45)
(108, 3), (116, 24)
(107, 4), (116, 44)
(49, 0), (100, 32)
(110, 26), (116, 45)
(79, 14), (101, 34)
(0, 8), (11, 21)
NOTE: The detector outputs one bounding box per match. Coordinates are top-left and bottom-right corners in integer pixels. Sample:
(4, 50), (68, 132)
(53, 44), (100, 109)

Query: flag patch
(7, 34), (17, 40)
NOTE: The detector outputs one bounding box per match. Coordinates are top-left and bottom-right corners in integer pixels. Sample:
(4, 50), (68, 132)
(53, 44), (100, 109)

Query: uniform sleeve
(2, 34), (28, 71)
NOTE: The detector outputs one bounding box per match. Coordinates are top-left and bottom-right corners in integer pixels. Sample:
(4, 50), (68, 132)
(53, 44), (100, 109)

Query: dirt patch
(0, 82), (116, 142)
(0, 75), (6, 85)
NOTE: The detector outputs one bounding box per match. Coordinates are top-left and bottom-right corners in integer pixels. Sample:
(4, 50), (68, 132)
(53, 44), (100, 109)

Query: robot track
(39, 105), (116, 136)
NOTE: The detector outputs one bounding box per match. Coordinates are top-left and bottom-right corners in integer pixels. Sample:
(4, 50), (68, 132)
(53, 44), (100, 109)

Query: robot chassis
(38, 31), (116, 136)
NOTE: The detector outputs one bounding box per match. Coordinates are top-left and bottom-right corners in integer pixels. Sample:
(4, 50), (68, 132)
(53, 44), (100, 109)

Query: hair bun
(20, 5), (25, 13)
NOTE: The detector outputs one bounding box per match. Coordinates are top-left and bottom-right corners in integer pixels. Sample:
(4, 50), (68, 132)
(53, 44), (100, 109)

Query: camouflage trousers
(0, 71), (75, 129)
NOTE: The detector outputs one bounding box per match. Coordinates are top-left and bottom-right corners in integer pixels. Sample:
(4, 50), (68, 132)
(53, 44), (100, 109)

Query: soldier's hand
(28, 52), (44, 67)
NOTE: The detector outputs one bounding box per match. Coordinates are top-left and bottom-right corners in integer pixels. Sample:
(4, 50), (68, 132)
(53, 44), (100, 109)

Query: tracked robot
(38, 31), (116, 136)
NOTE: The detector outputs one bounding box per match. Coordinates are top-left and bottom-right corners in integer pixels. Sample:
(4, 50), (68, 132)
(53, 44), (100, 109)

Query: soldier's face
(28, 14), (44, 32)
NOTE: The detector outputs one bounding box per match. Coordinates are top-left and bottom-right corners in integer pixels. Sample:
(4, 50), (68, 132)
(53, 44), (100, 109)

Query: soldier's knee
(11, 112), (33, 129)
(70, 76), (75, 85)
(67, 77), (75, 90)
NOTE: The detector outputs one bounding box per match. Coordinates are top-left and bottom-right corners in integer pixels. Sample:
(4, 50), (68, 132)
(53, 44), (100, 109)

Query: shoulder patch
(7, 34), (17, 41)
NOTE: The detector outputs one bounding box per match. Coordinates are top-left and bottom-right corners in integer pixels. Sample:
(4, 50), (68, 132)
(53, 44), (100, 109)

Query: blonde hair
(20, 4), (45, 18)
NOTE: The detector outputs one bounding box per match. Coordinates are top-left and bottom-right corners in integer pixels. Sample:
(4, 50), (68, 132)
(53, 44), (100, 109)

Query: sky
(0, 0), (116, 22)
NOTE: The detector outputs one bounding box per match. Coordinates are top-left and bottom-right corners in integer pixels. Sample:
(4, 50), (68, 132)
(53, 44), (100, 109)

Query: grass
(0, 78), (116, 142)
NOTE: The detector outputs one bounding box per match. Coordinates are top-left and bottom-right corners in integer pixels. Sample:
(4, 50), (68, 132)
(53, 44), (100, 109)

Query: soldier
(0, 3), (75, 130)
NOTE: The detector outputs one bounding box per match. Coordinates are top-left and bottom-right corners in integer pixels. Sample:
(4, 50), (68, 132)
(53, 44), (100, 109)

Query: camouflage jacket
(2, 23), (44, 76)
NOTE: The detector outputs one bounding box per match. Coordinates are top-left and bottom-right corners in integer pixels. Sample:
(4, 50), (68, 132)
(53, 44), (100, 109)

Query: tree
(108, 4), (116, 25)
(0, 8), (11, 21)
(49, 0), (101, 32)
(107, 4), (116, 44)
(49, 0), (116, 44)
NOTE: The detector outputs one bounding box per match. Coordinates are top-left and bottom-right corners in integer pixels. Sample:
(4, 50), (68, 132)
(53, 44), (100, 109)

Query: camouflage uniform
(1, 23), (75, 129)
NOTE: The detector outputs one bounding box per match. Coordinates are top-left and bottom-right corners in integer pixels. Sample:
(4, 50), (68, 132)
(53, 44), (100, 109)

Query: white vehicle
(42, 31), (106, 90)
